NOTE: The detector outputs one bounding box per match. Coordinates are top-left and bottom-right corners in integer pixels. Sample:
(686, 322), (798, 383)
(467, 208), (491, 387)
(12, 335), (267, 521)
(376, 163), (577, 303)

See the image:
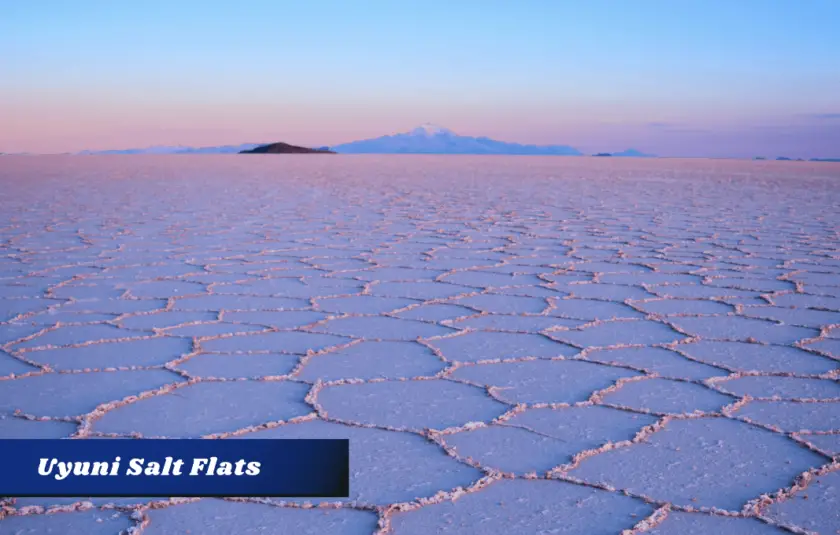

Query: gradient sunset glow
(2, 0), (839, 158)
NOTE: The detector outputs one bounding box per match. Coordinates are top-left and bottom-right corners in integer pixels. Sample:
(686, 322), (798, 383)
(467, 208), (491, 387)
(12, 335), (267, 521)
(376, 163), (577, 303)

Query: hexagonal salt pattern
(0, 369), (185, 418)
(1, 156), (838, 533)
(237, 419), (483, 505)
(645, 511), (788, 534)
(144, 499), (378, 534)
(92, 381), (312, 437)
(0, 413), (77, 438)
(569, 418), (827, 510)
(389, 479), (654, 535)
(0, 510), (133, 534)
(441, 406), (657, 474)
(451, 359), (640, 404)
(762, 469), (840, 534)
(599, 377), (736, 415)
(317, 379), (507, 431)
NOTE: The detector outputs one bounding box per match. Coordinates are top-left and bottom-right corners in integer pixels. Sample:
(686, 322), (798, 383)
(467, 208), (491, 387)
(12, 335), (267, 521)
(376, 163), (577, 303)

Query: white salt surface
(0, 155), (838, 533)
(0, 510), (133, 534)
(145, 499), (378, 534)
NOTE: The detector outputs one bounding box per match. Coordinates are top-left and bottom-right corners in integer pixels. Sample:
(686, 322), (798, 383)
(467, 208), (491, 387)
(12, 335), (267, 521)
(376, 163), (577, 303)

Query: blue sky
(2, 0), (839, 156)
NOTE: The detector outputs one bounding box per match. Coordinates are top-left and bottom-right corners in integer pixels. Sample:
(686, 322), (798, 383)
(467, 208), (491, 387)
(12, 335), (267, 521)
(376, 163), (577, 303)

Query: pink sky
(3, 95), (838, 158)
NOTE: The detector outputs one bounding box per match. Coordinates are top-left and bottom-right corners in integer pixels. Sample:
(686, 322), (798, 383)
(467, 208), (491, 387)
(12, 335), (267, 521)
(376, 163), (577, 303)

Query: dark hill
(239, 142), (335, 154)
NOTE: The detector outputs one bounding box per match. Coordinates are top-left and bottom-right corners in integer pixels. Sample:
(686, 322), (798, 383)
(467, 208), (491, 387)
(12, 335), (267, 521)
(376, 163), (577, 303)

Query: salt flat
(1, 155), (839, 534)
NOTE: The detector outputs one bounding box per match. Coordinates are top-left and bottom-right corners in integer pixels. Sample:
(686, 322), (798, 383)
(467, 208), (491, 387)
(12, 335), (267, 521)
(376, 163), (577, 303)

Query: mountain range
(593, 148), (655, 157)
(328, 124), (583, 155)
(77, 143), (262, 155)
(74, 124), (653, 157)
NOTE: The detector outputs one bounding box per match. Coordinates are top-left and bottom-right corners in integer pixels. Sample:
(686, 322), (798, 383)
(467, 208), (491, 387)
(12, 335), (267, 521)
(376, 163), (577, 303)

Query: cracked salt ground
(200, 331), (350, 353)
(0, 509), (133, 534)
(632, 299), (736, 316)
(808, 338), (840, 359)
(236, 419), (483, 504)
(0, 414), (77, 438)
(117, 311), (218, 330)
(0, 349), (36, 377)
(143, 500), (379, 534)
(92, 381), (312, 438)
(668, 316), (819, 344)
(389, 479), (654, 535)
(547, 299), (645, 320)
(394, 303), (476, 322)
(763, 470), (840, 534)
(797, 433), (840, 456)
(551, 320), (685, 348)
(450, 294), (547, 314)
(734, 400), (840, 432)
(20, 337), (193, 370)
(715, 376), (840, 400)
(599, 377), (736, 415)
(429, 331), (577, 363)
(0, 370), (184, 418)
(1, 157), (840, 534)
(297, 341), (445, 381)
(643, 511), (789, 534)
(583, 347), (728, 380)
(451, 359), (639, 404)
(677, 340), (838, 374)
(568, 418), (828, 510)
(11, 323), (141, 350)
(176, 353), (302, 379)
(311, 316), (456, 340)
(441, 406), (658, 474)
(317, 380), (507, 431)
(451, 314), (585, 332)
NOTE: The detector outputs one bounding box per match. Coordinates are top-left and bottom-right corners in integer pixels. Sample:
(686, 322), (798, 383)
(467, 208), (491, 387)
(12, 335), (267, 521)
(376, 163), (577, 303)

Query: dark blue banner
(0, 439), (349, 497)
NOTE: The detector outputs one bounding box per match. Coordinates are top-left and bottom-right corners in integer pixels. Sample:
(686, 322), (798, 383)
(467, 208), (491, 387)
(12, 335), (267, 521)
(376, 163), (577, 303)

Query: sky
(1, 0), (839, 158)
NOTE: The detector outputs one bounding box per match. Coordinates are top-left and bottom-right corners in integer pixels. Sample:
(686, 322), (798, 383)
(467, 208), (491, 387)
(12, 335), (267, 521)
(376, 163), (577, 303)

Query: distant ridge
(329, 124), (582, 155)
(611, 148), (655, 157)
(78, 143), (264, 155)
(592, 149), (655, 157)
(239, 142), (335, 154)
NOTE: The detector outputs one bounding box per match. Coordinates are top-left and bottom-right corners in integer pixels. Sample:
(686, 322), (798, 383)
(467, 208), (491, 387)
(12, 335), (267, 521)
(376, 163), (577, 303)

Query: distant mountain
(178, 143), (265, 154)
(72, 128), (662, 158)
(592, 149), (654, 157)
(78, 146), (174, 155)
(810, 158), (840, 162)
(608, 148), (655, 157)
(329, 124), (582, 155)
(239, 142), (335, 154)
(78, 143), (264, 155)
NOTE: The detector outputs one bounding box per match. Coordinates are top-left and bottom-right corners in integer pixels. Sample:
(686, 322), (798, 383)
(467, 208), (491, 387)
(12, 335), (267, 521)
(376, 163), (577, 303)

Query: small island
(239, 142), (335, 154)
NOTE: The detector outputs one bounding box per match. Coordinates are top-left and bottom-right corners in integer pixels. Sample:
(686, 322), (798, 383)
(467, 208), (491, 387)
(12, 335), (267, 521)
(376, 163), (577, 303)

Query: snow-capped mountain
(408, 123), (456, 137)
(330, 124), (582, 155)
